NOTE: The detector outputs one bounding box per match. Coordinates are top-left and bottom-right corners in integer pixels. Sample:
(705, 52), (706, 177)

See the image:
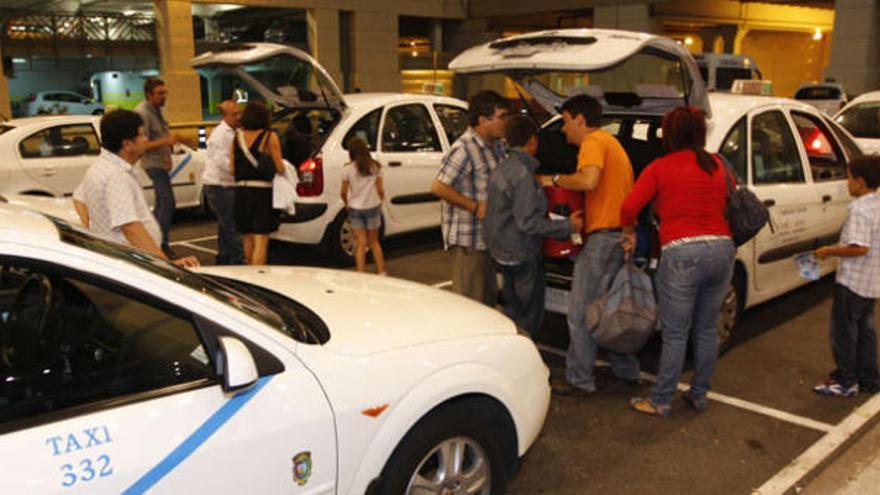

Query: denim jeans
(650, 238), (735, 407)
(566, 231), (641, 392)
(499, 253), (545, 339)
(145, 168), (175, 251)
(204, 185), (244, 265)
(830, 283), (879, 390)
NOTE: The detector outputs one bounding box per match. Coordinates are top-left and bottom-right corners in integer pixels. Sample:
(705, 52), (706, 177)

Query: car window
(433, 104), (469, 145)
(19, 124), (101, 158)
(824, 116), (864, 161)
(751, 111), (805, 185)
(0, 260), (215, 426)
(43, 93), (58, 102)
(720, 117), (748, 180)
(795, 86), (841, 100)
(791, 112), (847, 182)
(57, 93), (84, 103)
(343, 108), (381, 150)
(381, 104), (441, 153)
(836, 101), (880, 139)
(716, 68), (755, 90)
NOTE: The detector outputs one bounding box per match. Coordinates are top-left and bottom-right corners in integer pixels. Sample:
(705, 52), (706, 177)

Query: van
(694, 53), (762, 92)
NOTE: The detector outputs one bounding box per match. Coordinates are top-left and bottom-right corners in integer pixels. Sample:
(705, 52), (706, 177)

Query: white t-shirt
(342, 161), (383, 210)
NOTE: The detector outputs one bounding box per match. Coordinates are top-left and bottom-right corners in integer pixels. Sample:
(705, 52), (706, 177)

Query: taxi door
(16, 121), (101, 196)
(136, 144), (202, 210)
(0, 256), (335, 494)
(747, 108), (822, 295)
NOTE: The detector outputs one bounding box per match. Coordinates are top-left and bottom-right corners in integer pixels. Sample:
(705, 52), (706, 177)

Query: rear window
(836, 102), (880, 139)
(0, 125), (12, 136)
(795, 86), (842, 100)
(715, 68), (756, 90)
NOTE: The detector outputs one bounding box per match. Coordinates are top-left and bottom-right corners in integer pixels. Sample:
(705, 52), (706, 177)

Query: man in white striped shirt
(203, 100), (244, 265)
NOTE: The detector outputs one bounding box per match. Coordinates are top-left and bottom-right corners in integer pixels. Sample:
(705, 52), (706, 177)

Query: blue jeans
(204, 185), (244, 265)
(651, 238), (735, 407)
(566, 231), (641, 392)
(499, 252), (545, 339)
(830, 283), (879, 390)
(145, 168), (175, 251)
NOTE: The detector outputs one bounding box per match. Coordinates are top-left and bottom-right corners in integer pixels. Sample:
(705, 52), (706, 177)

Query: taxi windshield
(50, 217), (326, 344)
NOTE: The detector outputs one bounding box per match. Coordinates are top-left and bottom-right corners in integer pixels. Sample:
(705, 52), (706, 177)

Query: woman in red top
(621, 106), (735, 417)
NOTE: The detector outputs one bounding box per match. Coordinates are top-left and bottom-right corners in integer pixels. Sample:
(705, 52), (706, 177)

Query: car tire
(718, 268), (744, 353)
(325, 211), (356, 265)
(376, 398), (511, 495)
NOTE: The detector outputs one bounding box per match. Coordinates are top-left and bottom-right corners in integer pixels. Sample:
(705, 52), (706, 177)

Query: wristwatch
(551, 174), (561, 186)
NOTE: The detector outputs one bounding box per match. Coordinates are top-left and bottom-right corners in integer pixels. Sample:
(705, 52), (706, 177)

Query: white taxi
(0, 115), (203, 210)
(192, 44), (469, 263)
(0, 204), (549, 494)
(451, 29), (864, 349)
(835, 90), (880, 156)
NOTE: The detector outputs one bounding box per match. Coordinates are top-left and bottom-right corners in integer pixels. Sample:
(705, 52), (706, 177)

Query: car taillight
(26, 94), (35, 102)
(296, 156), (324, 196)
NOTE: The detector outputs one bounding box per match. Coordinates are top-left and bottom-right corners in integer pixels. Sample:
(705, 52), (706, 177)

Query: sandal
(630, 397), (670, 417)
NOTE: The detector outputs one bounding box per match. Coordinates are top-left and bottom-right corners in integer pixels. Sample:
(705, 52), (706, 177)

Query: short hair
(849, 154), (880, 189)
(143, 77), (165, 97)
(468, 90), (508, 127)
(100, 110), (143, 153)
(505, 115), (538, 148)
(240, 101), (271, 130)
(559, 94), (602, 127)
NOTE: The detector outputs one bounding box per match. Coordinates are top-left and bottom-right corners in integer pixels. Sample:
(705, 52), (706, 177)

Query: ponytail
(348, 137), (381, 177)
(693, 147), (718, 175)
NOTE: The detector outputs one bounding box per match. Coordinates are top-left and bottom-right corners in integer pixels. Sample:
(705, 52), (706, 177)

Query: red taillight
(296, 156), (324, 196)
(26, 94), (36, 102)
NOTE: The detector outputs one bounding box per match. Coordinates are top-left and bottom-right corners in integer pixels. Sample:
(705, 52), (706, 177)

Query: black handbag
(718, 154), (771, 246)
(238, 130), (276, 181)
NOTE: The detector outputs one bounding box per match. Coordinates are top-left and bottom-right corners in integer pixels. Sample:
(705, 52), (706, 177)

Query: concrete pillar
(352, 11), (399, 92)
(825, 0), (880, 95)
(307, 8), (342, 89)
(0, 42), (11, 119)
(153, 0), (201, 123)
(733, 26), (749, 55)
(699, 25), (739, 54)
(593, 2), (658, 33)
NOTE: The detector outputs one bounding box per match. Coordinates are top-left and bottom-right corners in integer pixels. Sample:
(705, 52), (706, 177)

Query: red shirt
(621, 150), (731, 246)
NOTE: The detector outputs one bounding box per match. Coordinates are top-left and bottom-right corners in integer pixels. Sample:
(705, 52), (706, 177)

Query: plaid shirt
(436, 128), (506, 250)
(837, 192), (880, 298)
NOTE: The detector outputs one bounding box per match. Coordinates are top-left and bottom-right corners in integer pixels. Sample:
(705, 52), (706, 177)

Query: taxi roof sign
(731, 79), (773, 96)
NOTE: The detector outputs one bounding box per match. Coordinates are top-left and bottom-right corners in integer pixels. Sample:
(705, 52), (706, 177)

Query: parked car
(0, 115), (204, 210)
(192, 44), (469, 262)
(451, 29), (864, 349)
(835, 90), (880, 155)
(794, 82), (848, 115)
(22, 91), (105, 117)
(0, 192), (80, 225)
(0, 203), (549, 494)
(694, 53), (762, 92)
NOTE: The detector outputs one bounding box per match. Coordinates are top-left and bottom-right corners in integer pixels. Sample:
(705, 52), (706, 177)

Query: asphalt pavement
(168, 211), (880, 494)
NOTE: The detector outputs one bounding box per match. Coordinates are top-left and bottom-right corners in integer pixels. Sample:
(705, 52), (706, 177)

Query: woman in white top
(340, 138), (386, 273)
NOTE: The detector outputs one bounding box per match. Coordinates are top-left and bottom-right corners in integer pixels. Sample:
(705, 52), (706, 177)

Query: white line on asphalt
(536, 343), (835, 433)
(175, 242), (218, 255)
(754, 393), (880, 494)
(432, 280), (453, 289)
(170, 235), (218, 246)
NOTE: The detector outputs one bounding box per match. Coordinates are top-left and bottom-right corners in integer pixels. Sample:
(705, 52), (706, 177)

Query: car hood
(449, 28), (710, 117)
(196, 266), (517, 356)
(0, 194), (81, 226)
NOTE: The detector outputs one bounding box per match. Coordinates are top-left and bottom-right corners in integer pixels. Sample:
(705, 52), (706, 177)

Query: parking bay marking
(173, 242), (219, 256)
(536, 343), (835, 433)
(170, 235), (219, 246)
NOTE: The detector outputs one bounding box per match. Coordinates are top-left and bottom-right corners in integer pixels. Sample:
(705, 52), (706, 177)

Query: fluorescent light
(12, 58), (26, 64)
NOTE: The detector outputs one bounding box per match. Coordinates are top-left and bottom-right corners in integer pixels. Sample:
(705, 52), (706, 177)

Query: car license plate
(544, 286), (569, 314)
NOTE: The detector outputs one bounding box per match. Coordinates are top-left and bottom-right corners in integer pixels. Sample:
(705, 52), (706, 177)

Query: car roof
(848, 90), (880, 105)
(5, 115), (98, 128)
(796, 82), (844, 90)
(708, 92), (819, 125)
(342, 92), (467, 109)
(0, 204), (60, 244)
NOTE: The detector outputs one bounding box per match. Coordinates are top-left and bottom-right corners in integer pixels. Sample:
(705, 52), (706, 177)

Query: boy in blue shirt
(814, 154), (880, 396)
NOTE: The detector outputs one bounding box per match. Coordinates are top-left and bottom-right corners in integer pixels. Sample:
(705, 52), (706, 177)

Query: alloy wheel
(405, 436), (491, 495)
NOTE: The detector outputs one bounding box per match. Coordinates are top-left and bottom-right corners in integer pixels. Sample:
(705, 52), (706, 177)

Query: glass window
(835, 102), (880, 139)
(0, 261), (214, 424)
(433, 104), (469, 145)
(750, 111), (805, 185)
(791, 112), (847, 182)
(381, 104), (441, 153)
(824, 116), (863, 161)
(720, 117), (748, 180)
(343, 108), (381, 150)
(19, 124), (101, 159)
(57, 93), (84, 103)
(795, 86), (842, 100)
(716, 68), (756, 90)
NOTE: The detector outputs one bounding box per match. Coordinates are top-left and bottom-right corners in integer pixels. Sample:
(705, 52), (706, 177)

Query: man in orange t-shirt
(541, 94), (641, 397)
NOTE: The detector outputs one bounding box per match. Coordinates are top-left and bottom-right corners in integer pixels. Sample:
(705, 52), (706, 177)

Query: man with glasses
(431, 90), (510, 305)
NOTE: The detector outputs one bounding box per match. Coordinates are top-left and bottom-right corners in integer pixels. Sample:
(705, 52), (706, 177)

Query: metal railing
(0, 10), (155, 46)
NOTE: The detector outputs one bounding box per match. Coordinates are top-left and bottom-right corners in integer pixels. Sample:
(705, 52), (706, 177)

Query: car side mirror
(217, 336), (259, 393)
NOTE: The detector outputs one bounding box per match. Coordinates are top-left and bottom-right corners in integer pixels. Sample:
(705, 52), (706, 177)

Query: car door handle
(388, 161), (402, 167)
(763, 199), (776, 207)
(822, 194), (832, 203)
(41, 166), (56, 177)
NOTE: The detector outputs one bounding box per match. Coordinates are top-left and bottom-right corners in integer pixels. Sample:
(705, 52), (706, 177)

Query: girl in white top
(341, 138), (386, 274)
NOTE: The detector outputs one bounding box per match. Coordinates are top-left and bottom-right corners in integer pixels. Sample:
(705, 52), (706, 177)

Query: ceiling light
(813, 28), (822, 41)
(684, 36), (693, 46)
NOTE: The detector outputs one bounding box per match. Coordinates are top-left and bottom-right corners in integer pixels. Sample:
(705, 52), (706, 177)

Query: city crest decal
(292, 451), (312, 486)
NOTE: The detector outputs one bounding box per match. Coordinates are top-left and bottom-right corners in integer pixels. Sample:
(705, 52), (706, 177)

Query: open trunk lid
(449, 29), (710, 117)
(191, 43), (346, 111)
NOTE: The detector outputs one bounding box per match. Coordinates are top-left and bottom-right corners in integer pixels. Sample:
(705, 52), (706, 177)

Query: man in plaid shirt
(814, 154), (880, 397)
(431, 91), (510, 305)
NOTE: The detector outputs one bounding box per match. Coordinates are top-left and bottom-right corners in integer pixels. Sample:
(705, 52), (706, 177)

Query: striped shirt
(837, 192), (880, 298)
(73, 149), (161, 247)
(435, 128), (506, 250)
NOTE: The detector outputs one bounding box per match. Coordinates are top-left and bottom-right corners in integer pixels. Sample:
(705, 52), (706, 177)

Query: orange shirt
(577, 129), (634, 233)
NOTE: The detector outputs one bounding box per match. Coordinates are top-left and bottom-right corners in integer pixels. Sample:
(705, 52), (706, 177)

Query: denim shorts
(348, 206), (381, 230)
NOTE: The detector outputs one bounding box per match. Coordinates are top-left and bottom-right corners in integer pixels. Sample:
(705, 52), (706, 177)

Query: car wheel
(718, 269), (744, 353)
(377, 399), (510, 495)
(326, 211), (355, 265)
